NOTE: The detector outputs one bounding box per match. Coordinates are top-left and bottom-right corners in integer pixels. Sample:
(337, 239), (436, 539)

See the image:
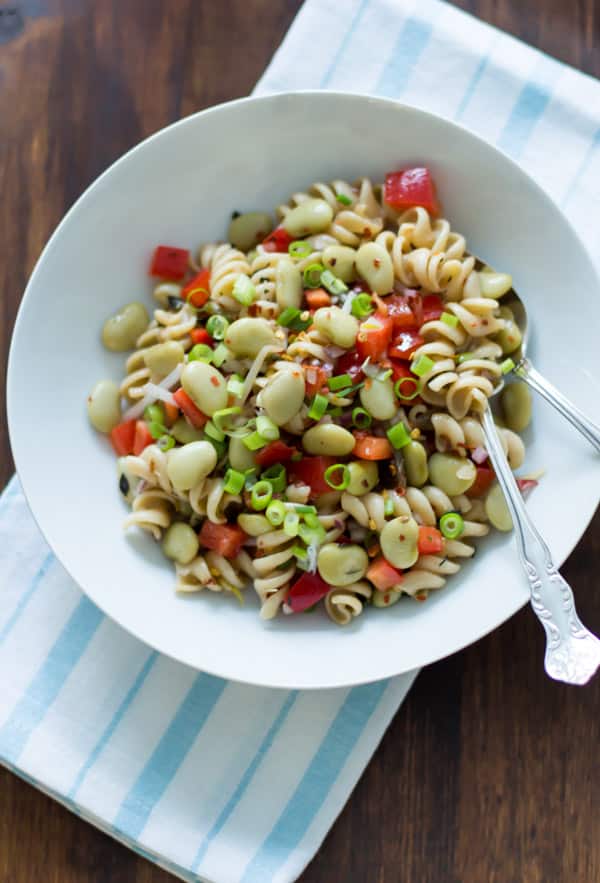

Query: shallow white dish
(7, 91), (600, 689)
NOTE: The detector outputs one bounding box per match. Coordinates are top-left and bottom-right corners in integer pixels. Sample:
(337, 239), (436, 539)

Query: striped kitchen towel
(3, 1), (600, 881)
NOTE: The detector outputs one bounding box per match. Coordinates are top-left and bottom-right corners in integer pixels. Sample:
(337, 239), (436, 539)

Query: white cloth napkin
(3, 1), (600, 881)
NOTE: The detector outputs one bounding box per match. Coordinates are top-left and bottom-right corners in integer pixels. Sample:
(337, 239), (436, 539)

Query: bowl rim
(7, 89), (600, 688)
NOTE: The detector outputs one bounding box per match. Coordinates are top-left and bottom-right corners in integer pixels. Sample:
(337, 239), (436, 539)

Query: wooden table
(1, 1), (599, 880)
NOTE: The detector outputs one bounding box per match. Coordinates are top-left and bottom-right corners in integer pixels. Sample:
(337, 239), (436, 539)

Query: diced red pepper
(172, 388), (208, 429)
(352, 434), (393, 461)
(255, 440), (298, 468)
(384, 167), (440, 215)
(261, 227), (294, 253)
(466, 466), (496, 498)
(163, 402), (180, 426)
(335, 350), (364, 382)
(181, 269), (211, 309)
(190, 327), (214, 346)
(367, 557), (404, 592)
(517, 478), (539, 495)
(388, 330), (424, 360)
(355, 315), (394, 362)
(303, 365), (330, 398)
(418, 525), (444, 555)
(110, 419), (137, 456)
(305, 289), (331, 310)
(132, 420), (154, 455)
(288, 456), (337, 497)
(288, 571), (331, 613)
(421, 293), (445, 324)
(198, 521), (247, 559)
(149, 245), (190, 280)
(385, 294), (420, 332)
(390, 360), (421, 402)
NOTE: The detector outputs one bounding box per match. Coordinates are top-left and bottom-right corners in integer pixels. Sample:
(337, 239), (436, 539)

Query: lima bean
(282, 198), (334, 237)
(302, 423), (356, 457)
(228, 211), (273, 251)
(485, 482), (513, 531)
(317, 543), (368, 586)
(313, 306), (358, 348)
(181, 361), (228, 416)
(322, 245), (357, 283)
(224, 317), (280, 357)
(275, 258), (303, 310)
(359, 376), (396, 420)
(144, 341), (185, 380)
(87, 380), (121, 432)
(496, 319), (522, 355)
(501, 383), (532, 432)
(261, 367), (306, 426)
(428, 452), (476, 496)
(346, 461), (379, 496)
(478, 271), (513, 299)
(162, 522), (199, 564)
(167, 441), (217, 492)
(380, 516), (419, 569)
(102, 302), (149, 351)
(402, 441), (429, 487)
(170, 417), (205, 445)
(355, 242), (394, 295)
(228, 435), (257, 472)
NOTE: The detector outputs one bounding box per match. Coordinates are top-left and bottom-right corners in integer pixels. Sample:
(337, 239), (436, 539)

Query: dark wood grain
(1, 1), (599, 882)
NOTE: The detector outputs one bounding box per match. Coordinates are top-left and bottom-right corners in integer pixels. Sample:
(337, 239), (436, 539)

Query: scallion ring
(394, 376), (420, 401)
(266, 500), (286, 526)
(261, 463), (287, 493)
(351, 293), (374, 318)
(324, 463), (350, 491)
(250, 480), (273, 511)
(206, 314), (229, 339)
(439, 512), (465, 539)
(303, 263), (325, 289)
(352, 407), (372, 429)
(288, 240), (312, 259)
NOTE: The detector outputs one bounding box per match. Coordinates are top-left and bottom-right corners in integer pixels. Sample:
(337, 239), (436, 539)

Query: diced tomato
(261, 227), (294, 253)
(149, 245), (190, 280)
(288, 571), (331, 613)
(367, 557), (404, 592)
(255, 440), (297, 468)
(418, 525), (444, 555)
(172, 388), (208, 429)
(355, 315), (394, 362)
(335, 350), (364, 382)
(132, 420), (154, 455)
(389, 330), (424, 361)
(190, 327), (213, 346)
(384, 167), (440, 215)
(305, 288), (331, 310)
(385, 294), (420, 332)
(517, 478), (539, 495)
(390, 360), (421, 401)
(466, 466), (496, 498)
(352, 434), (392, 460)
(110, 419), (137, 456)
(163, 402), (180, 426)
(182, 269), (211, 308)
(198, 521), (247, 559)
(421, 293), (444, 324)
(288, 456), (336, 496)
(303, 364), (330, 398)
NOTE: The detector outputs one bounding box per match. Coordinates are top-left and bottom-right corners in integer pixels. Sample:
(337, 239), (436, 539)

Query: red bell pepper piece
(149, 245), (190, 280)
(288, 456), (336, 497)
(517, 478), (539, 495)
(352, 434), (393, 461)
(334, 350), (364, 382)
(421, 293), (445, 324)
(384, 167), (440, 215)
(190, 328), (214, 346)
(390, 360), (421, 401)
(110, 419), (137, 456)
(287, 571), (331, 613)
(261, 227), (294, 253)
(303, 365), (330, 398)
(388, 330), (424, 360)
(172, 388), (208, 429)
(198, 521), (247, 559)
(367, 557), (404, 592)
(182, 269), (211, 309)
(355, 315), (394, 362)
(466, 466), (496, 498)
(132, 420), (154, 455)
(386, 294), (420, 332)
(255, 440), (297, 468)
(417, 525), (444, 555)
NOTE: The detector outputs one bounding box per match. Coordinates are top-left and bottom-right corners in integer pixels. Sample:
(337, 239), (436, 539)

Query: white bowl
(8, 92), (600, 689)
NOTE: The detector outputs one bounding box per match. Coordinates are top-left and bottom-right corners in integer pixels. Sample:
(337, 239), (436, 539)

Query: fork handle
(515, 358), (600, 452)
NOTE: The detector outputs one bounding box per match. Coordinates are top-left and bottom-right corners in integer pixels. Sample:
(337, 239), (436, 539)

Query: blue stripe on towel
(375, 16), (433, 97)
(0, 552), (55, 645)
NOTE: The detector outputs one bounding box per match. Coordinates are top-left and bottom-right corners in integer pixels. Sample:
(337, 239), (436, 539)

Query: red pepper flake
(210, 376), (219, 387)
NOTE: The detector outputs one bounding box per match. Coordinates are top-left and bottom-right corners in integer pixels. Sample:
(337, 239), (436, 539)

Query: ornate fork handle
(481, 407), (600, 685)
(515, 358), (600, 453)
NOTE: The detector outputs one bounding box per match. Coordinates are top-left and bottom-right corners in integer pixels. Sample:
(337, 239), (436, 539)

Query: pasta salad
(87, 167), (535, 624)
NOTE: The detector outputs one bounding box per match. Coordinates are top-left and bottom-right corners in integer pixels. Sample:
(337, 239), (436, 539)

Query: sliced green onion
(213, 407), (242, 433)
(327, 406), (343, 417)
(204, 420), (225, 442)
(256, 415), (280, 441)
(457, 352), (474, 363)
(440, 312), (459, 328)
(411, 354), (435, 377)
(303, 263), (325, 288)
(232, 274), (256, 306)
(242, 431), (268, 451)
(223, 468), (245, 495)
(206, 436), (226, 459)
(144, 403), (164, 424)
(291, 544), (308, 560)
(308, 394), (328, 421)
(303, 512), (322, 530)
(384, 496), (395, 517)
(211, 343), (230, 367)
(324, 463), (351, 490)
(261, 464), (287, 494)
(266, 500), (287, 526)
(284, 511), (300, 537)
(292, 504), (317, 514)
(336, 193), (353, 206)
(352, 407), (372, 429)
(328, 373), (352, 391)
(387, 421), (411, 450)
(227, 375), (245, 398)
(394, 376), (420, 401)
(288, 240), (312, 259)
(157, 435), (175, 451)
(206, 314), (229, 339)
(351, 293), (374, 318)
(439, 512), (465, 539)
(148, 421), (168, 439)
(298, 522), (326, 545)
(320, 269), (348, 295)
(251, 480), (272, 511)
(244, 468), (258, 488)
(188, 343), (213, 363)
(501, 357), (515, 374)
(276, 306), (312, 332)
